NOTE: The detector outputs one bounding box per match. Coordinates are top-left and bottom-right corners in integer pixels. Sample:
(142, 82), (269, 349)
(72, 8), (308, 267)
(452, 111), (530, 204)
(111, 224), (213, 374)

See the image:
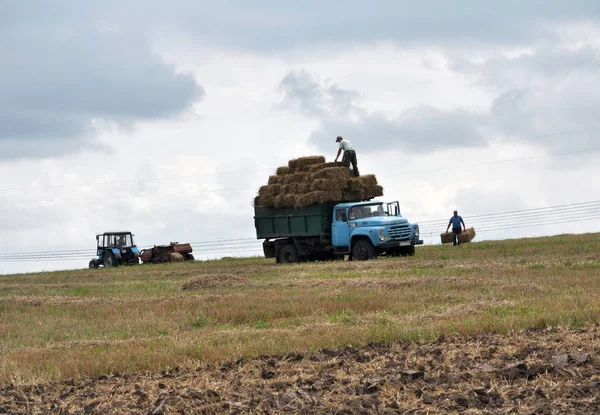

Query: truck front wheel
(278, 245), (299, 264)
(352, 239), (377, 261)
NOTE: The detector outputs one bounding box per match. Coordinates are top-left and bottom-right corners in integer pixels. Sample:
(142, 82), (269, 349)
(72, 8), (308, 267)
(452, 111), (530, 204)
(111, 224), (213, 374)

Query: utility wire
(417, 205), (600, 233)
(2, 126), (597, 193)
(2, 200), (600, 262)
(2, 145), (599, 205)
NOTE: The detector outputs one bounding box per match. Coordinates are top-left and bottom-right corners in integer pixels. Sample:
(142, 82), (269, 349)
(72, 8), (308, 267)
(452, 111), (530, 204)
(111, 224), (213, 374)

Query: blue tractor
(89, 231), (140, 268)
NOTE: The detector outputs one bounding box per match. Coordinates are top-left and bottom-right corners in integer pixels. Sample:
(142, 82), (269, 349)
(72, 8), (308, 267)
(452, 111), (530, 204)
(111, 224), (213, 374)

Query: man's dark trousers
(342, 150), (359, 177)
(452, 228), (462, 246)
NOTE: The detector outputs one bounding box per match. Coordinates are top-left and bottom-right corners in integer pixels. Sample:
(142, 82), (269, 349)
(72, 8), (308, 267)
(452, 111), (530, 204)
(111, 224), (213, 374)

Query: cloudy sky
(1, 0), (600, 273)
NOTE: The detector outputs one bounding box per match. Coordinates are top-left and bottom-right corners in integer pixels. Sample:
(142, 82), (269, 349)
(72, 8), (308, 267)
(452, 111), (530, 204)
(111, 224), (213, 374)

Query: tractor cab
(89, 231), (140, 268)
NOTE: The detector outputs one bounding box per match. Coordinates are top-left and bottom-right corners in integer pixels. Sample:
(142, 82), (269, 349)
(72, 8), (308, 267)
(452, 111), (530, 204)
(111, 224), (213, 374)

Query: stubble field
(1, 233), (600, 413)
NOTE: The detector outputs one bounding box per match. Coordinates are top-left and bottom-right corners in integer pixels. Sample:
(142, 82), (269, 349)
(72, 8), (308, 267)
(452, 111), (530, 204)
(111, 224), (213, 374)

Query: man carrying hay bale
(334, 136), (359, 177)
(446, 210), (466, 246)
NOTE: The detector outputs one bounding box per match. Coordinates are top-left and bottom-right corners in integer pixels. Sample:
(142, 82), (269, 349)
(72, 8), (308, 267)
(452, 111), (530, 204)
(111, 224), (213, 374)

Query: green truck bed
(254, 202), (337, 239)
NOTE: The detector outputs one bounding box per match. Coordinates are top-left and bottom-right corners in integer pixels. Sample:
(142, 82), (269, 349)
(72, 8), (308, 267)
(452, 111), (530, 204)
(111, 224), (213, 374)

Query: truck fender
(350, 231), (378, 248)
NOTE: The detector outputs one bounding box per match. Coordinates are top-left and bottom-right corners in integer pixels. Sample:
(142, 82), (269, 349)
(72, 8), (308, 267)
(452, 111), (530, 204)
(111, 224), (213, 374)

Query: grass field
(1, 233), (600, 387)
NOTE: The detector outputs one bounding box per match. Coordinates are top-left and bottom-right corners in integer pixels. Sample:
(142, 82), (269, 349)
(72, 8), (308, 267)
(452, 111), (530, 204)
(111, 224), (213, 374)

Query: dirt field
(2, 325), (599, 414)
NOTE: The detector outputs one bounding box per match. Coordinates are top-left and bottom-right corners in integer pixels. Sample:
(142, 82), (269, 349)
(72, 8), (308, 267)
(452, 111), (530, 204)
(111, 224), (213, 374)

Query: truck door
(387, 202), (401, 217)
(332, 208), (351, 248)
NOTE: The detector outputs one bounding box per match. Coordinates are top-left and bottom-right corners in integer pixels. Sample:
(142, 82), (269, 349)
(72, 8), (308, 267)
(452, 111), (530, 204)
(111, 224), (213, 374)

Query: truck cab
(332, 201), (422, 260)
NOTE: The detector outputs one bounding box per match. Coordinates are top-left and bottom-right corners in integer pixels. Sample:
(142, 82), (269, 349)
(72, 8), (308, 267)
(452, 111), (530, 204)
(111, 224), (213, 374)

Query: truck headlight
(414, 227), (419, 237)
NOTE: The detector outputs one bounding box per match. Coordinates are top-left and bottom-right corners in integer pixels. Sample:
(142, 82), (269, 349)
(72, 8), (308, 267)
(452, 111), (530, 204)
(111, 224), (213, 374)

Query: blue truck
(255, 200), (422, 263)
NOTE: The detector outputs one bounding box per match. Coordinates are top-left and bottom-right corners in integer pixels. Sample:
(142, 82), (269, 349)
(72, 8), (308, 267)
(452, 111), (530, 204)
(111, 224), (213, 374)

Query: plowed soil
(2, 325), (600, 414)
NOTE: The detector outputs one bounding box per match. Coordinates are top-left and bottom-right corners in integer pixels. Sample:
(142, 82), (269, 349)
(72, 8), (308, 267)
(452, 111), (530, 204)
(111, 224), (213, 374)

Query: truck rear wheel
(278, 244), (299, 264)
(352, 239), (377, 261)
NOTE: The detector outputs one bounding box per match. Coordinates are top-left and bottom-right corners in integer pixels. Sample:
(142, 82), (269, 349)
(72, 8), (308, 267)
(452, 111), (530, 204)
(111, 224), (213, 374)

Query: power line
(417, 200), (600, 224)
(2, 145), (600, 206)
(417, 205), (600, 233)
(2, 199), (600, 263)
(2, 126), (597, 194)
(421, 214), (600, 237)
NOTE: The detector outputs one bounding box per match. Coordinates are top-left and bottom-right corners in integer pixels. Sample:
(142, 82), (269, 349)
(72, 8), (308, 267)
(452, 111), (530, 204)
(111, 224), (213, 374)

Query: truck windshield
(348, 204), (385, 220)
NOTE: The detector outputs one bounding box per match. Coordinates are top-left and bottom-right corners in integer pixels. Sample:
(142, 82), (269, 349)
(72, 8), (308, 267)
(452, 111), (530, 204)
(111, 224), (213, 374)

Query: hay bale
(306, 163), (326, 172)
(306, 161), (344, 172)
(346, 178), (364, 192)
(310, 167), (353, 181)
(319, 189), (343, 203)
(358, 174), (378, 187)
(295, 192), (319, 208)
(256, 195), (274, 207)
(268, 175), (282, 185)
(276, 166), (292, 175)
(168, 252), (185, 262)
(281, 194), (297, 207)
(440, 232), (453, 244)
(272, 195), (285, 208)
(310, 179), (346, 191)
(258, 185), (270, 197)
(279, 172), (309, 185)
(440, 228), (476, 244)
(341, 190), (365, 201)
(288, 156), (326, 170)
(459, 227), (476, 243)
(262, 184), (281, 197)
(363, 185), (384, 200)
(297, 182), (311, 193)
(281, 183), (298, 193)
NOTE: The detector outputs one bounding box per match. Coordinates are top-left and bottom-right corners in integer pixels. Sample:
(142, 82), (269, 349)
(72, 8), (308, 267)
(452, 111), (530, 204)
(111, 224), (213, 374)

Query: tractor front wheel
(186, 253), (195, 261)
(89, 259), (98, 269)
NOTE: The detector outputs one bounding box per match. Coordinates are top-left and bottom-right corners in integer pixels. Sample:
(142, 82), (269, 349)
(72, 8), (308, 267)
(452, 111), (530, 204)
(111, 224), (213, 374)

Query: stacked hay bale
(254, 156), (384, 208)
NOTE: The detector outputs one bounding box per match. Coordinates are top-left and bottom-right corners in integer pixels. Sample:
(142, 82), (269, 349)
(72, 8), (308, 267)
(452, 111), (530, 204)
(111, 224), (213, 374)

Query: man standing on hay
(334, 136), (359, 177)
(446, 210), (466, 246)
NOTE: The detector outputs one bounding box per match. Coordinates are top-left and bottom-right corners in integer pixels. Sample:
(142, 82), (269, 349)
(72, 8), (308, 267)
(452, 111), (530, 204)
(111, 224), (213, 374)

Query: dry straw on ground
(254, 156), (384, 208)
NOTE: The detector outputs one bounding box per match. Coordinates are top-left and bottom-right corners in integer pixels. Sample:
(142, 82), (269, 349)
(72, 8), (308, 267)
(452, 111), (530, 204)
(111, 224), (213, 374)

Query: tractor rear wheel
(104, 253), (118, 267)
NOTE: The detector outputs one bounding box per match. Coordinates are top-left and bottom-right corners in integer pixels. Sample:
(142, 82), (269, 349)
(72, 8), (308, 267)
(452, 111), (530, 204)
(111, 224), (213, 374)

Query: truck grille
(388, 224), (411, 239)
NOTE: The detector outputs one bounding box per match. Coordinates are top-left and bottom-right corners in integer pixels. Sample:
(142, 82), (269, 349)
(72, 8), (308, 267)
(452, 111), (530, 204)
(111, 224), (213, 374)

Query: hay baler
(139, 242), (194, 264)
(255, 200), (423, 263)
